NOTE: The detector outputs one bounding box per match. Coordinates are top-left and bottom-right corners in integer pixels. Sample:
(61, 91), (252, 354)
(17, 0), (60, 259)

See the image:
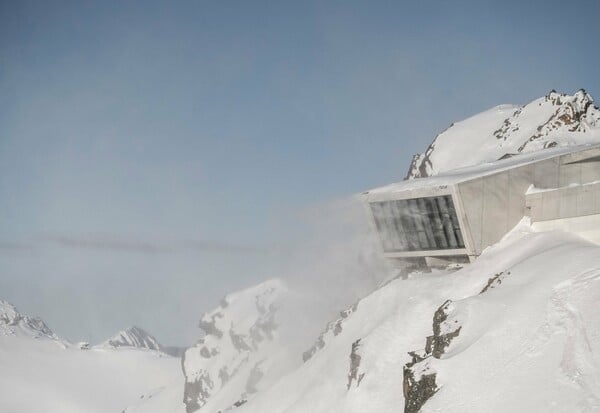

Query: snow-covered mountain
(181, 279), (298, 412)
(407, 89), (600, 179)
(96, 325), (185, 357)
(233, 222), (600, 413)
(0, 299), (182, 413)
(165, 89), (600, 413)
(0, 299), (63, 343)
(3, 89), (599, 413)
(98, 326), (163, 351)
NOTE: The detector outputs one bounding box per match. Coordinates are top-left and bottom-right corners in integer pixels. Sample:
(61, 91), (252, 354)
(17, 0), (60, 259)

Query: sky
(1, 0), (599, 346)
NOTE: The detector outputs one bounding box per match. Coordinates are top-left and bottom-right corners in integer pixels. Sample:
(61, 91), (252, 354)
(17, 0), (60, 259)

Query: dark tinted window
(370, 195), (465, 252)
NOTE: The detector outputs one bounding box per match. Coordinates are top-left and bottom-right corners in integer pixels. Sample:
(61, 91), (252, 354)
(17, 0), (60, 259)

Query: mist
(260, 196), (392, 353)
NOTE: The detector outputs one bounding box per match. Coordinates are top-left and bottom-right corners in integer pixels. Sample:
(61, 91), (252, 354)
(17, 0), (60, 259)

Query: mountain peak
(100, 326), (162, 351)
(406, 89), (600, 179)
(0, 299), (58, 341)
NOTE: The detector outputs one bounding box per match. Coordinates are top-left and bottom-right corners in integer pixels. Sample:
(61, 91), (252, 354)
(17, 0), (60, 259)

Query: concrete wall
(367, 145), (600, 262)
(456, 160), (552, 255)
(526, 182), (600, 222)
(459, 147), (600, 256)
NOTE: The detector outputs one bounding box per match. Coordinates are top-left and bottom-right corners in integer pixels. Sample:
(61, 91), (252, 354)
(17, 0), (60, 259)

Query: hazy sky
(1, 0), (599, 345)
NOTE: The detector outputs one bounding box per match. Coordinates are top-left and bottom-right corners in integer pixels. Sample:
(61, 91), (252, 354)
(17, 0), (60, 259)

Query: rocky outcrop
(480, 271), (510, 294)
(346, 338), (365, 390)
(403, 351), (437, 413)
(403, 299), (462, 413)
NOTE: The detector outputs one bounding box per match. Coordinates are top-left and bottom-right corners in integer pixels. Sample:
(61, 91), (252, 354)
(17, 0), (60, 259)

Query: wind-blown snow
(234, 222), (600, 412)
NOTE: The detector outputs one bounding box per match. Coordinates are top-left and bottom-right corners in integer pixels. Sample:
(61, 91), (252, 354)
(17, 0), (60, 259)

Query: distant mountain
(99, 326), (162, 351)
(407, 89), (600, 179)
(0, 298), (182, 413)
(0, 299), (62, 343)
(96, 325), (186, 356)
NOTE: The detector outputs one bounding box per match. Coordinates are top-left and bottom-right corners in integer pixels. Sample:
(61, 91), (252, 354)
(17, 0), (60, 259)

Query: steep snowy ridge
(407, 89), (600, 178)
(234, 224), (600, 413)
(98, 326), (162, 351)
(182, 279), (295, 413)
(0, 299), (62, 343)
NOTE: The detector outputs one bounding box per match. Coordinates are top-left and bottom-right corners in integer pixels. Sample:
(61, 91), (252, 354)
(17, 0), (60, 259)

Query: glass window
(370, 195), (465, 252)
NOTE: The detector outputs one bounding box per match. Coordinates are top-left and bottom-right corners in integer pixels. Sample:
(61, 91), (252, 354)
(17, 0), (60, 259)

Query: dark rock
(402, 299), (463, 413)
(347, 339), (365, 390)
(480, 271), (510, 294)
(431, 300), (461, 359)
(403, 353), (437, 413)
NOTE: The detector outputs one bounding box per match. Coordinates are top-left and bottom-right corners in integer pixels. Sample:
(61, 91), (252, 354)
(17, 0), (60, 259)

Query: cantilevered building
(362, 143), (600, 266)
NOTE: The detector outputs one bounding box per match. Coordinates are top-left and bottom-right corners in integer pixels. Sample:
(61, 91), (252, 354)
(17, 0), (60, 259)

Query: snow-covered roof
(365, 142), (600, 195)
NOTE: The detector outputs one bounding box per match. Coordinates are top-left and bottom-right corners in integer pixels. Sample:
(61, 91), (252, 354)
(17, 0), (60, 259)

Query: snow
(532, 214), (600, 246)
(408, 90), (600, 179)
(96, 325), (163, 352)
(527, 180), (600, 195)
(233, 224), (600, 413)
(8, 219), (598, 413)
(0, 301), (183, 413)
(2, 90), (600, 413)
(181, 279), (298, 412)
(0, 329), (182, 413)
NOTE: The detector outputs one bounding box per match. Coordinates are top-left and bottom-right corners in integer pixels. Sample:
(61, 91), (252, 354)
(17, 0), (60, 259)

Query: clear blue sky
(1, 0), (599, 345)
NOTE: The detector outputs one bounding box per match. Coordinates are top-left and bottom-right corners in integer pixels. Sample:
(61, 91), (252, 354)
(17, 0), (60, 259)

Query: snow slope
(0, 301), (182, 413)
(407, 89), (600, 178)
(234, 223), (600, 413)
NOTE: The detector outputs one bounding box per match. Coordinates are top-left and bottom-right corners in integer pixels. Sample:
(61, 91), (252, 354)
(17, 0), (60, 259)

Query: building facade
(363, 144), (600, 266)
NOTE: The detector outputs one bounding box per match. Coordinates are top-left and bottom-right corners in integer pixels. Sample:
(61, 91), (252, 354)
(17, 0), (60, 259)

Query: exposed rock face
(403, 299), (462, 413)
(430, 300), (461, 359)
(182, 279), (288, 412)
(346, 338), (365, 390)
(403, 351), (437, 413)
(406, 89), (600, 179)
(479, 271), (510, 294)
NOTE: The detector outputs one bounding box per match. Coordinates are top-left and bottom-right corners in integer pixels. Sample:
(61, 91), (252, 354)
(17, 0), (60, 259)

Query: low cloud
(0, 241), (33, 252)
(2, 234), (263, 255)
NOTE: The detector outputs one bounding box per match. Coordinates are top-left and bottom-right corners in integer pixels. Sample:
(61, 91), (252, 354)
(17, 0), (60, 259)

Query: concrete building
(362, 143), (600, 266)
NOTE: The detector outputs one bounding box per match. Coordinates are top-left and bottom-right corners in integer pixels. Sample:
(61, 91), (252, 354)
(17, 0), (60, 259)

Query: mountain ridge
(406, 89), (600, 179)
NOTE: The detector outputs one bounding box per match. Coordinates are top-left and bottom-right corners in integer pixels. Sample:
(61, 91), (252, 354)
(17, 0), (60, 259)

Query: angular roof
(364, 142), (600, 195)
